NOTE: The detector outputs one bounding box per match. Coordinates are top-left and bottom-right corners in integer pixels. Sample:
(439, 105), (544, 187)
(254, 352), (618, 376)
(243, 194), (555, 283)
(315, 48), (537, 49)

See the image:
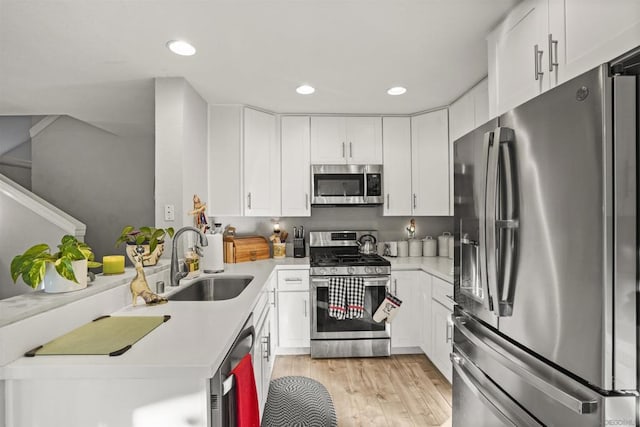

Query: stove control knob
(347, 267), (356, 275)
(317, 268), (326, 275)
(364, 266), (373, 274)
(330, 267), (338, 274)
(375, 267), (384, 274)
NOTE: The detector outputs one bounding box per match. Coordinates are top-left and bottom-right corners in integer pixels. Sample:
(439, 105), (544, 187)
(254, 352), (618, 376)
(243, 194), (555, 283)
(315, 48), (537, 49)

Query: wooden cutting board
(25, 315), (170, 357)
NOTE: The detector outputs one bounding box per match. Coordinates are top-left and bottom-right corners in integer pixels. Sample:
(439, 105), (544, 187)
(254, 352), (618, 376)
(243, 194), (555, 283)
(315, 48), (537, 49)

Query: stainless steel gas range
(309, 230), (391, 358)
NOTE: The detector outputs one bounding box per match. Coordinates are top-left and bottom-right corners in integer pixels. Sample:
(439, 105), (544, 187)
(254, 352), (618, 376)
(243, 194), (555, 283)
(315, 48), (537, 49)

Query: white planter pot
(42, 259), (88, 293)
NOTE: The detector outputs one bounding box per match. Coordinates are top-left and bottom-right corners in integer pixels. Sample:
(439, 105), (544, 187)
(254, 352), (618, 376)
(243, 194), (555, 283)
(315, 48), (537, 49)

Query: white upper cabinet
(382, 117), (412, 216)
(244, 107), (281, 217)
(310, 116), (382, 164)
(281, 116), (311, 217)
(473, 79), (490, 126)
(489, 0), (640, 116)
(488, 0), (549, 117)
(548, 0), (640, 86)
(347, 117), (383, 164)
(411, 109), (450, 216)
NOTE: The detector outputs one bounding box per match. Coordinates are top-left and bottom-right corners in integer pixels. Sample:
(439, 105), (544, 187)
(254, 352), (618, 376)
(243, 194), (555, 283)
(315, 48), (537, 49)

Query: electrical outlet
(164, 204), (175, 221)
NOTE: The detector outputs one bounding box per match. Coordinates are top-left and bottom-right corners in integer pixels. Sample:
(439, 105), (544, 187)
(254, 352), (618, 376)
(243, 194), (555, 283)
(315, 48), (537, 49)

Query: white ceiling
(0, 0), (517, 136)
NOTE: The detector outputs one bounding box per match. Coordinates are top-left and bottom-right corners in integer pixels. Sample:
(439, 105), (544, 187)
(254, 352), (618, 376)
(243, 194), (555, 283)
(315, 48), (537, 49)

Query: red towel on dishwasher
(231, 353), (260, 427)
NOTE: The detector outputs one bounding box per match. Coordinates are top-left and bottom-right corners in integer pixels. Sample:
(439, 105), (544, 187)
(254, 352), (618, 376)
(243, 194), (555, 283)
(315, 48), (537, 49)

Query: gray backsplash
(212, 206), (454, 242)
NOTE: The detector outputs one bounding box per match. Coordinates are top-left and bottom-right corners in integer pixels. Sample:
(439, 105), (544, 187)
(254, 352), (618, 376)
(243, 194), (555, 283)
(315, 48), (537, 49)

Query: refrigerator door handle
(451, 349), (542, 427)
(453, 315), (599, 415)
(479, 131), (494, 312)
(484, 129), (502, 315)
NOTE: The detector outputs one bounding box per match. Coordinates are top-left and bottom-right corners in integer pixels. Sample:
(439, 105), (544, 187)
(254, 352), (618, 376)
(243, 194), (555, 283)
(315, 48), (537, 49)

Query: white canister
(387, 241), (398, 257)
(448, 235), (454, 259)
(409, 239), (422, 257)
(376, 242), (387, 256)
(438, 232), (452, 257)
(423, 236), (437, 257)
(397, 241), (409, 257)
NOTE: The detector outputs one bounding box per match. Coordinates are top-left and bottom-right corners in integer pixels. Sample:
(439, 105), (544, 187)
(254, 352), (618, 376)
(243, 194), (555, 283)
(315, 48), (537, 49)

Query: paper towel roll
(201, 233), (224, 273)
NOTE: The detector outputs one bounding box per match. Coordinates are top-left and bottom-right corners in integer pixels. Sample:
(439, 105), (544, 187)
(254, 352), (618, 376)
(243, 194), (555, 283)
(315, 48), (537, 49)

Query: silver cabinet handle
(386, 193), (390, 210)
(342, 142), (345, 158)
(548, 34), (558, 72)
(393, 278), (398, 295)
(303, 298), (308, 317)
(284, 277), (303, 282)
(446, 315), (453, 343)
(247, 192), (252, 209)
(413, 193), (417, 209)
(305, 193), (309, 210)
(349, 142), (353, 158)
(534, 44), (544, 81)
(262, 336), (269, 359)
(453, 315), (598, 415)
(270, 289), (276, 307)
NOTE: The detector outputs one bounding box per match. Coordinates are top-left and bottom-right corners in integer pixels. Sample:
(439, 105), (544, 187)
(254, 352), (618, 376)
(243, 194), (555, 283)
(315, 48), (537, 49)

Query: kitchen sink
(168, 276), (254, 301)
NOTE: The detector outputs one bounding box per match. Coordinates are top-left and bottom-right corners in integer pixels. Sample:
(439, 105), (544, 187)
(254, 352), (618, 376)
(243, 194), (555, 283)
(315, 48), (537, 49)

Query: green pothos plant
(10, 235), (101, 289)
(115, 226), (175, 253)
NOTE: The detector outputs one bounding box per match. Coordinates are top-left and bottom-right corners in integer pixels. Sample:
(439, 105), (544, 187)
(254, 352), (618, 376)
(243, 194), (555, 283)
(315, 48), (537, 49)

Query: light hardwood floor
(271, 354), (452, 427)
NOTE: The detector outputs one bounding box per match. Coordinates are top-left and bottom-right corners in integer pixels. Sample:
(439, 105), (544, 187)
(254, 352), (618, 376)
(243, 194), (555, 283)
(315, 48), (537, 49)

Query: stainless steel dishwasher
(210, 313), (255, 427)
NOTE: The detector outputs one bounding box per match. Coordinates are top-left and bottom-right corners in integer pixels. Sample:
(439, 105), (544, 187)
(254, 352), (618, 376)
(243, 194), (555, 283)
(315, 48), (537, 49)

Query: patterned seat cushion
(262, 376), (337, 427)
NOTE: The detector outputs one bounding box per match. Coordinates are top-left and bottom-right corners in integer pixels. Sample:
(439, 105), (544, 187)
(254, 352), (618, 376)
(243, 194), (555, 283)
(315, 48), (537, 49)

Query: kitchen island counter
(1, 257), (310, 381)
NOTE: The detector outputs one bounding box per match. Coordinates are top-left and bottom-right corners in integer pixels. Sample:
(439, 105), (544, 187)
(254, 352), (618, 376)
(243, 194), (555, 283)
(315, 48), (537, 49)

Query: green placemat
(25, 315), (170, 357)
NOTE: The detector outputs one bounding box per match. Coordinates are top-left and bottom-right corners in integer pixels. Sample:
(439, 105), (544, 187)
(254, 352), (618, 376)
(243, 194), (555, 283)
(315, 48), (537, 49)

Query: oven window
(316, 285), (386, 332)
(314, 174), (364, 197)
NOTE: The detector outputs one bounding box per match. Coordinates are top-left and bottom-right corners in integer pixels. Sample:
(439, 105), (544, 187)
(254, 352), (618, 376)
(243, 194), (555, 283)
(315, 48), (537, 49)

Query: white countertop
(1, 255), (452, 381)
(1, 258), (310, 381)
(386, 256), (453, 283)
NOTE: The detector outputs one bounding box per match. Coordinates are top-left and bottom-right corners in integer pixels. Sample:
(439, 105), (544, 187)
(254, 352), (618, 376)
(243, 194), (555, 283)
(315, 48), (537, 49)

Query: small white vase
(42, 259), (88, 293)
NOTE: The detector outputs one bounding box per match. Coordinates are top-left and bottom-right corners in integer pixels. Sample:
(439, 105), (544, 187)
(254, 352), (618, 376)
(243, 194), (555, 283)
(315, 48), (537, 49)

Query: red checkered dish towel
(329, 277), (347, 320)
(328, 277), (365, 320)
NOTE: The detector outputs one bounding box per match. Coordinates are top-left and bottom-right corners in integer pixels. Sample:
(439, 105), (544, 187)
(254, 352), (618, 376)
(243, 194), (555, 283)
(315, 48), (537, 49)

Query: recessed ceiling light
(387, 86), (407, 96)
(166, 40), (196, 56)
(296, 85), (315, 95)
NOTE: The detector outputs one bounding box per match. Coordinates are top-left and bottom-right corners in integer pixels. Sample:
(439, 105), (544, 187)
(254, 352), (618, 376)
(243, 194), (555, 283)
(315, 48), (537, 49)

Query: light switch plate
(164, 204), (175, 221)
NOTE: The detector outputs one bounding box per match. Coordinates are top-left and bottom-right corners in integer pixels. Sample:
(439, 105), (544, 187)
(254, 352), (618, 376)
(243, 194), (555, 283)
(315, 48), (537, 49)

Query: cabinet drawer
(277, 270), (310, 291)
(432, 276), (454, 310)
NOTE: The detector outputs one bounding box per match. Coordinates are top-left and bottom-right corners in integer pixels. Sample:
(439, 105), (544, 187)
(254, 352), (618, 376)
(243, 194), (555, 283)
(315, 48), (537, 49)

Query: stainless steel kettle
(358, 234), (377, 255)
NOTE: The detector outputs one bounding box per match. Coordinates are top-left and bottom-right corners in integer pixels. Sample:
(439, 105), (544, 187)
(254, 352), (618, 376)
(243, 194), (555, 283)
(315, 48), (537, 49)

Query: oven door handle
(311, 277), (390, 287)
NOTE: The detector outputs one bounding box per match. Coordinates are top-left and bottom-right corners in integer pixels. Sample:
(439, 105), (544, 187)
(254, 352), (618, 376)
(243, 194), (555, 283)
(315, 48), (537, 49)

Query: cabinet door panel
(281, 116), (311, 216)
(411, 109), (450, 216)
(277, 291), (310, 348)
(549, 0), (640, 85)
(347, 117), (382, 164)
(489, 0), (549, 116)
(244, 108), (280, 216)
(431, 300), (453, 382)
(310, 116), (346, 164)
(382, 117), (412, 216)
(390, 271), (420, 349)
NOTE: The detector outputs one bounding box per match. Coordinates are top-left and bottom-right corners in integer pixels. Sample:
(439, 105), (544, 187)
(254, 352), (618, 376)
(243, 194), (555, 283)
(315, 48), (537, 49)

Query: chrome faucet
(170, 226), (208, 287)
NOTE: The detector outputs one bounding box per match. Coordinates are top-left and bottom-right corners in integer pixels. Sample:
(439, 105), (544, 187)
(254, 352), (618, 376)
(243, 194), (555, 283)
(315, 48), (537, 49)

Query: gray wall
(213, 207), (454, 245)
(0, 140), (31, 189)
(31, 116), (154, 267)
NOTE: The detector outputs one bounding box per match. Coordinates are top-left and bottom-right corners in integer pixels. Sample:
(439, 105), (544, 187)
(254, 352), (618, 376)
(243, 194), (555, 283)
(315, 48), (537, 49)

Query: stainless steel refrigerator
(453, 57), (639, 426)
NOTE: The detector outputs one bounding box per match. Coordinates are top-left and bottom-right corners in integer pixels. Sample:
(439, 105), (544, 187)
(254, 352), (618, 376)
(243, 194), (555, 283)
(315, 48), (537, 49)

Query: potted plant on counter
(115, 225), (175, 267)
(10, 235), (102, 293)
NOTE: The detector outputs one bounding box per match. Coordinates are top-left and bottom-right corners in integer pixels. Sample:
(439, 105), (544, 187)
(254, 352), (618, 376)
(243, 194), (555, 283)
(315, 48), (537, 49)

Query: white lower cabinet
(430, 276), (454, 383)
(276, 270), (310, 350)
(419, 272), (433, 356)
(390, 271), (421, 349)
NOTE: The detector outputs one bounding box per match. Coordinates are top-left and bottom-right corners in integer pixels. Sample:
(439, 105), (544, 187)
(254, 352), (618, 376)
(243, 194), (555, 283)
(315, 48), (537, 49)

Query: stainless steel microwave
(311, 164), (383, 205)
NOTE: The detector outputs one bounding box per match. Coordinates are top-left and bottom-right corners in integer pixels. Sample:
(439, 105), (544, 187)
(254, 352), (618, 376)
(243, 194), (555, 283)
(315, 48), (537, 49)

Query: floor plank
(270, 353), (452, 426)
